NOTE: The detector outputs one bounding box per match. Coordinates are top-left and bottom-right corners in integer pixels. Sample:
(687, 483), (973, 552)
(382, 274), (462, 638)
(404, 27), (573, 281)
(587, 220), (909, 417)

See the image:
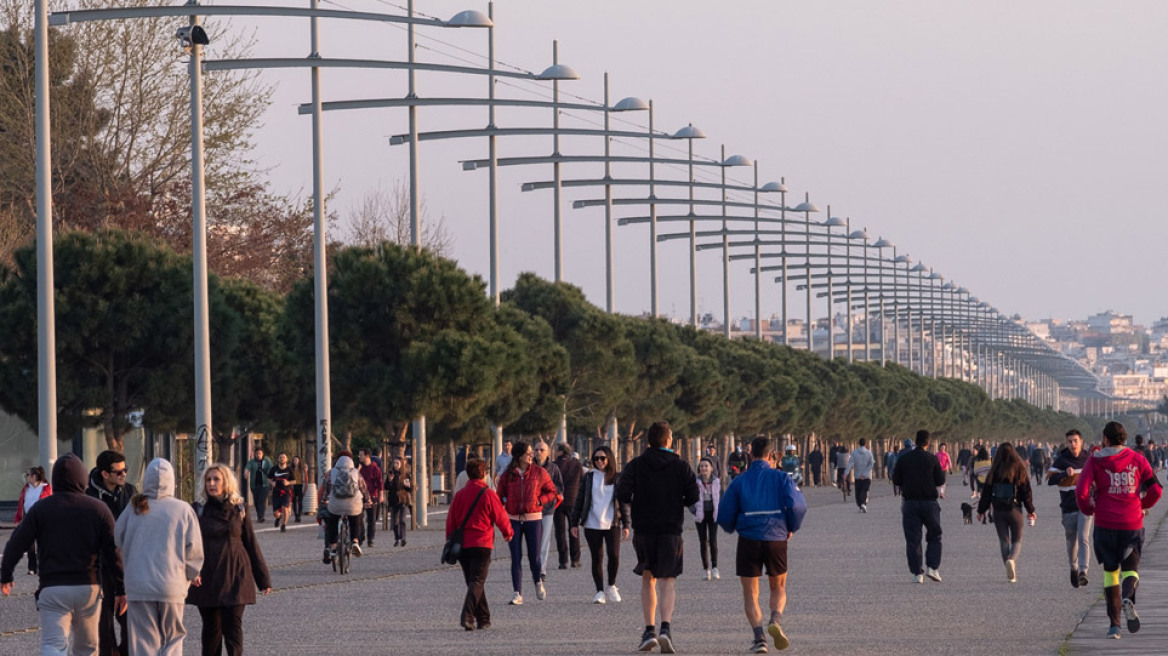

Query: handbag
(442, 486), (487, 565)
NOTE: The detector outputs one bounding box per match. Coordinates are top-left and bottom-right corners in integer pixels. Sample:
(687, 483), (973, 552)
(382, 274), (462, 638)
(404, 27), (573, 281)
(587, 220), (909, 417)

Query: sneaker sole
(657, 635), (675, 654)
(768, 623), (790, 650)
(926, 571), (942, 582)
(1123, 600), (1140, 633)
(637, 638), (658, 652)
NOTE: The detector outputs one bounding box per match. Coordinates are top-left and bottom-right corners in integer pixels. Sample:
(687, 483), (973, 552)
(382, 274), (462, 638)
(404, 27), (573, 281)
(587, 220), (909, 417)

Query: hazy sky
(234, 1), (1168, 327)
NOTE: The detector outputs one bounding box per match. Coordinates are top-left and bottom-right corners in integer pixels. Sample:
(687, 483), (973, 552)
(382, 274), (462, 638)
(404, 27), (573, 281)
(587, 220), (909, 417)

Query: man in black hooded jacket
(2, 453), (126, 655)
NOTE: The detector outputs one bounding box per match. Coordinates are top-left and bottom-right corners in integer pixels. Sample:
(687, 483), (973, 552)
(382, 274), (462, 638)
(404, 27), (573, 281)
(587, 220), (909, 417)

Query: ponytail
(131, 493), (150, 515)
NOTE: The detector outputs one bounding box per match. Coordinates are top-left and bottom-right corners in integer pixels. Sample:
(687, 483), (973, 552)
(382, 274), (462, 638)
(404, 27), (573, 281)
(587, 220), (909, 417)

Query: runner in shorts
(616, 422), (699, 654)
(718, 437), (807, 653)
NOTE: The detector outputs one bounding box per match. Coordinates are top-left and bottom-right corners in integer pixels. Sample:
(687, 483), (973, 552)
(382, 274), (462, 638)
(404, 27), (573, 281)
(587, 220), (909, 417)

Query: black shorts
(1094, 527), (1144, 570)
(632, 532), (684, 579)
(271, 487), (291, 509)
(736, 536), (788, 578)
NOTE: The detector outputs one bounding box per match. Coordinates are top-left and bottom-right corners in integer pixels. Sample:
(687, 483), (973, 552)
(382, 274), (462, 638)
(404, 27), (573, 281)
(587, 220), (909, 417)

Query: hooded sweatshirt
(326, 456), (368, 517)
(1, 454), (123, 595)
(1047, 447), (1090, 513)
(615, 447), (700, 535)
(114, 458), (204, 603)
(846, 446), (875, 480)
(1075, 446), (1163, 530)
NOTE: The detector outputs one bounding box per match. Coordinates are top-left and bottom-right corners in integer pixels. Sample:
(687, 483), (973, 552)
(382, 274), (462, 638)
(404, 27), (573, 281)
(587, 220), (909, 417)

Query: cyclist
(780, 445), (803, 488)
(320, 451), (369, 564)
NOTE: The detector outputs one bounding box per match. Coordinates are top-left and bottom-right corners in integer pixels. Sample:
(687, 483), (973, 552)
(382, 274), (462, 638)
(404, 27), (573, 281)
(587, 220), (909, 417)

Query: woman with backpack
(188, 463), (271, 656)
(321, 452), (369, 563)
(446, 459), (512, 630)
(570, 446), (631, 604)
(385, 456), (413, 547)
(976, 443), (1035, 582)
(496, 441), (559, 605)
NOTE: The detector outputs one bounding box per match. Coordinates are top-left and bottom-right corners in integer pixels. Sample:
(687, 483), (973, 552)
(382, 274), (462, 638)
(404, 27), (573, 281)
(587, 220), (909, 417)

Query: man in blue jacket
(718, 437), (808, 653)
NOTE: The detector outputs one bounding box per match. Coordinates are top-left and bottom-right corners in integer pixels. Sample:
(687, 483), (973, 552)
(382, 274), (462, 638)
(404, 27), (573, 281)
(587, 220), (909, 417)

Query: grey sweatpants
(37, 584), (101, 656)
(1062, 510), (1093, 573)
(127, 601), (186, 656)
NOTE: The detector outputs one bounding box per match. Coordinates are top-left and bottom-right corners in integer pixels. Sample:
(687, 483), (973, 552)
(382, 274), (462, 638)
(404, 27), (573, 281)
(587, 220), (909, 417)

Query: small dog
(960, 503), (974, 524)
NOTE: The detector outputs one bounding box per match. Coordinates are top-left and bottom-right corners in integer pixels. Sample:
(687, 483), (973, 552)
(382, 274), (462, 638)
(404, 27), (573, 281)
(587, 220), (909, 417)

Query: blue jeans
(509, 519), (543, 593)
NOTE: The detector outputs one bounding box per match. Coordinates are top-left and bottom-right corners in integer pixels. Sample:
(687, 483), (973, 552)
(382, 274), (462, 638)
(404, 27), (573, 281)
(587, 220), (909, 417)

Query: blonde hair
(200, 463), (245, 506)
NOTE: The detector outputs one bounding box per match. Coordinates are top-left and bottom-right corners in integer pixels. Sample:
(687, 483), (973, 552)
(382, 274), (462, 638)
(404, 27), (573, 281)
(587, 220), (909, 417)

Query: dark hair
(253, 446), (264, 454)
(975, 446), (989, 460)
(506, 442), (530, 473)
(647, 422), (672, 448)
(1103, 422), (1127, 446)
(336, 450), (353, 462)
(96, 450), (126, 473)
(465, 459), (487, 480)
(987, 443), (1028, 485)
(750, 436), (771, 458)
(131, 493), (150, 515)
(858, 438), (867, 447)
(26, 466), (46, 482)
(358, 448), (370, 457)
(557, 443), (573, 457)
(915, 430), (931, 448)
(1065, 429), (1081, 438)
(591, 446), (618, 485)
(1135, 434), (1145, 446)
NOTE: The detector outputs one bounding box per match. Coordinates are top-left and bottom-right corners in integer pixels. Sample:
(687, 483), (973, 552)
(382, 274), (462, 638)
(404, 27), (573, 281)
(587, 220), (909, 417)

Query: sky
(228, 0), (1168, 327)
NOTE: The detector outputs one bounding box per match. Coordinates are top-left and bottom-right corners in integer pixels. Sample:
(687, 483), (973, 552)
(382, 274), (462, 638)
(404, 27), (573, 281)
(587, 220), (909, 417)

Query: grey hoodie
(327, 455), (368, 517)
(114, 458), (204, 603)
(846, 446), (876, 480)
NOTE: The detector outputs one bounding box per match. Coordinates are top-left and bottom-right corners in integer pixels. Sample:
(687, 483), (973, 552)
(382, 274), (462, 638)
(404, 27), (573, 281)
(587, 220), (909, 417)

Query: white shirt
(24, 483), (47, 516)
(585, 473), (616, 530)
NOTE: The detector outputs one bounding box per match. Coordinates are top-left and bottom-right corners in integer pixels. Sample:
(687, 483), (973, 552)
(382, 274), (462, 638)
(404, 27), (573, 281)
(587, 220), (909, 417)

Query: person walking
(834, 444), (851, 498)
(321, 452), (369, 563)
(2, 453), (126, 656)
(892, 430), (946, 583)
(290, 456), (307, 524)
(87, 449), (138, 656)
(886, 444), (903, 497)
(554, 443), (584, 570)
(357, 449), (383, 548)
(242, 448), (272, 524)
(728, 444), (748, 481)
(691, 457), (721, 581)
(1076, 421), (1163, 639)
(806, 446), (824, 487)
(570, 446), (631, 604)
(971, 446), (992, 500)
(495, 440), (513, 476)
(188, 463), (271, 656)
(14, 465), (51, 575)
(114, 458), (203, 656)
(446, 459), (513, 631)
(1048, 429), (1092, 588)
(718, 437), (807, 654)
(385, 456), (413, 547)
(976, 444), (1035, 583)
(616, 421), (699, 653)
(533, 440), (564, 586)
(846, 439), (875, 513)
(266, 453), (294, 533)
(497, 442), (559, 605)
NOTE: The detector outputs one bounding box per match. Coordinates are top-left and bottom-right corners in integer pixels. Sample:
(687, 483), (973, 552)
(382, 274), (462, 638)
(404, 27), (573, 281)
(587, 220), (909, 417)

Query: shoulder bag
(442, 486), (488, 565)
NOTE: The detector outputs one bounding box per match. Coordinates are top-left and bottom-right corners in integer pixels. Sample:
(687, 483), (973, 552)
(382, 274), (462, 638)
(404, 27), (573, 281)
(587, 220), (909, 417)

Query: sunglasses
(592, 455), (608, 462)
(108, 467), (127, 475)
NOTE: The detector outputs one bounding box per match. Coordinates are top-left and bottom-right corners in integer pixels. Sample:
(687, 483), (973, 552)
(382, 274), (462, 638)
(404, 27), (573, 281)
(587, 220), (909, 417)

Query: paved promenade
(3, 478), (1166, 654)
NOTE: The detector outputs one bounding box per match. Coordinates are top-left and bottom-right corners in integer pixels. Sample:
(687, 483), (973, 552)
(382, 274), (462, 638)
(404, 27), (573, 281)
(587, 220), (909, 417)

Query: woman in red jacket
(15, 466), (51, 575)
(1076, 421), (1163, 639)
(496, 442), (559, 606)
(446, 459), (512, 630)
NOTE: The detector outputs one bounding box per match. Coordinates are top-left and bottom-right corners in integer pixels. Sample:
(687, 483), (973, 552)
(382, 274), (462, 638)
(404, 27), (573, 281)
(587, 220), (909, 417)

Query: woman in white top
(14, 466), (51, 575)
(569, 446), (630, 604)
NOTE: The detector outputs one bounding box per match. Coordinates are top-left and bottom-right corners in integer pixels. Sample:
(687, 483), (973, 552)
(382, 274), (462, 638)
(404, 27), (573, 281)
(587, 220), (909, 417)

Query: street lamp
(846, 224), (869, 363)
(794, 195), (820, 351)
(822, 214), (845, 359)
(537, 40), (581, 283)
(873, 238), (893, 365)
(719, 149), (753, 338)
(674, 124), (708, 326)
(756, 178), (787, 340)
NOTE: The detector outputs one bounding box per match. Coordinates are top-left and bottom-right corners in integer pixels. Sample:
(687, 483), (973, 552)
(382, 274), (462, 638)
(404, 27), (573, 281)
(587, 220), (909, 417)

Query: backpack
(991, 482), (1017, 505)
(333, 468), (360, 499)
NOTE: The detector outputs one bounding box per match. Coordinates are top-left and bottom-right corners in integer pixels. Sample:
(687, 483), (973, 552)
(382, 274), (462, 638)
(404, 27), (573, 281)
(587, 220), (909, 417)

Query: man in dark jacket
(3, 454), (126, 655)
(553, 443), (584, 569)
(616, 421), (699, 653)
(86, 449), (137, 656)
(534, 440), (564, 586)
(806, 446), (824, 486)
(892, 429), (946, 583)
(1048, 429), (1092, 588)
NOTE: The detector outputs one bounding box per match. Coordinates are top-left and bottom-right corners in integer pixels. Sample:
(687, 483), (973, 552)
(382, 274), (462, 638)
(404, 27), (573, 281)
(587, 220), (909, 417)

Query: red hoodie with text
(1075, 446), (1162, 530)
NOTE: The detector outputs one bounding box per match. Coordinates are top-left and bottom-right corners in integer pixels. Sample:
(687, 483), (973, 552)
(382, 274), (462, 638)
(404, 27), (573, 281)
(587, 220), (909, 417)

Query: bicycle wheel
(338, 517), (350, 574)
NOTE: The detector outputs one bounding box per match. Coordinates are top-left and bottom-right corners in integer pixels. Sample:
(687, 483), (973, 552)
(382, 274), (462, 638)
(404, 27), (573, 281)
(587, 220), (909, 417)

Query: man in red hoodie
(1076, 421), (1162, 640)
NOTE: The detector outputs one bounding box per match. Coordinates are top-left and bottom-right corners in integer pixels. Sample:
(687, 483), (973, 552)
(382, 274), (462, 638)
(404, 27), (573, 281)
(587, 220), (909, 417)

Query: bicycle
(332, 513), (352, 574)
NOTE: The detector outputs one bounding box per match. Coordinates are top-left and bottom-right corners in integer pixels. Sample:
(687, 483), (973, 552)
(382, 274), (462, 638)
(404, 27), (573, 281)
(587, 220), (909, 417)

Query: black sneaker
(637, 629), (658, 652)
(540, 573), (548, 583)
(280, 522), (286, 533)
(322, 548), (332, 564)
(1123, 598), (1140, 633)
(1070, 570), (1079, 588)
(1078, 571), (1089, 587)
(558, 563), (568, 570)
(367, 540), (375, 548)
(658, 627), (675, 654)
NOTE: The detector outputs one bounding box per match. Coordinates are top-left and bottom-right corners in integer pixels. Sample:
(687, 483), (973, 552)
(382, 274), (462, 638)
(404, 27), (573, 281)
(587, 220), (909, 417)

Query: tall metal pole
(753, 163), (762, 341)
(407, 0), (427, 526)
(487, 3), (503, 462)
(603, 74), (614, 313)
(804, 194), (814, 354)
(552, 41), (563, 282)
(34, 0), (57, 470)
(779, 180), (789, 346)
(649, 103), (658, 317)
(688, 132), (697, 327)
(845, 220), (854, 364)
(189, 6), (213, 480)
(825, 208), (834, 361)
(721, 145), (731, 340)
(309, 0), (332, 484)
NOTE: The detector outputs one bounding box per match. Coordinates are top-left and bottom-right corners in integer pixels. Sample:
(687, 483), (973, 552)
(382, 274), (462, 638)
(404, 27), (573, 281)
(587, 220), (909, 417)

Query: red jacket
(1076, 446), (1162, 530)
(15, 482), (52, 523)
(446, 480), (512, 549)
(497, 465), (559, 516)
(358, 461), (383, 499)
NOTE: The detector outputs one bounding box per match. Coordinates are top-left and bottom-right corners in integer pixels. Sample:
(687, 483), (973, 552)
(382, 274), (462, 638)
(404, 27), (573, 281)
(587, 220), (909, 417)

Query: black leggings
(695, 518), (718, 569)
(198, 605), (245, 656)
(992, 506), (1024, 562)
(584, 527), (620, 591)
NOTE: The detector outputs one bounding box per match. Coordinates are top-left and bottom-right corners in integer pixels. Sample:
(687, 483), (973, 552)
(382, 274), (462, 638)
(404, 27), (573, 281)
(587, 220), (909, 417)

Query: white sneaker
(926, 567), (942, 582)
(1005, 559), (1016, 583)
(605, 585), (622, 603)
(861, 504), (868, 513)
(712, 567), (720, 580)
(703, 569), (711, 581)
(536, 581), (546, 600)
(509, 592), (523, 605)
(592, 590), (607, 604)
(913, 574), (924, 583)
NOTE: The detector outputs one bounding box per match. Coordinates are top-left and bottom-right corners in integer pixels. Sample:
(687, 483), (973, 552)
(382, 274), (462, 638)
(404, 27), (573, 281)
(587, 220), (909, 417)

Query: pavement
(2, 476), (1167, 655)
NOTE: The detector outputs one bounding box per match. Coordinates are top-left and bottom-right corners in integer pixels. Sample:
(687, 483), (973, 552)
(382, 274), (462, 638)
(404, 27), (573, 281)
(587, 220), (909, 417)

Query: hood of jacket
(141, 458), (175, 499)
(52, 453), (88, 494)
(334, 455), (356, 472)
(641, 447), (682, 471)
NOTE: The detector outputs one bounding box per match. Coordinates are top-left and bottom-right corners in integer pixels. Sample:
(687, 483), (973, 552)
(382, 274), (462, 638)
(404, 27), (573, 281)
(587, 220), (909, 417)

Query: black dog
(960, 503), (973, 524)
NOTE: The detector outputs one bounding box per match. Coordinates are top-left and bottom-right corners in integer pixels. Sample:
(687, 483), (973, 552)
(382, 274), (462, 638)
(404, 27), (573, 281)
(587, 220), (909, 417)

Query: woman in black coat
(188, 463), (271, 656)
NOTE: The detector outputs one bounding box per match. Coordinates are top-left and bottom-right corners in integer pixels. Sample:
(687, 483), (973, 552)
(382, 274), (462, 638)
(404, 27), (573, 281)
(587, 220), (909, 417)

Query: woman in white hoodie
(114, 458), (204, 656)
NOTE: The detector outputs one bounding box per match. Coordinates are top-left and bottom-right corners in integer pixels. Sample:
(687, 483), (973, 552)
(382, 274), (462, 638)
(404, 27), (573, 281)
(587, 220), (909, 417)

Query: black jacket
(1047, 447), (1090, 513)
(86, 467), (138, 519)
(615, 448), (699, 535)
(571, 471), (631, 530)
(554, 454), (584, 509)
(186, 495), (271, 607)
(891, 447), (946, 500)
(1, 454), (124, 595)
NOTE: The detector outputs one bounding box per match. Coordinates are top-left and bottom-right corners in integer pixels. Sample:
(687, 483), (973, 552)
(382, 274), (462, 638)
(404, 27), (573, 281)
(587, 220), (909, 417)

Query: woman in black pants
(976, 443), (1035, 583)
(385, 457), (413, 547)
(570, 446), (630, 604)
